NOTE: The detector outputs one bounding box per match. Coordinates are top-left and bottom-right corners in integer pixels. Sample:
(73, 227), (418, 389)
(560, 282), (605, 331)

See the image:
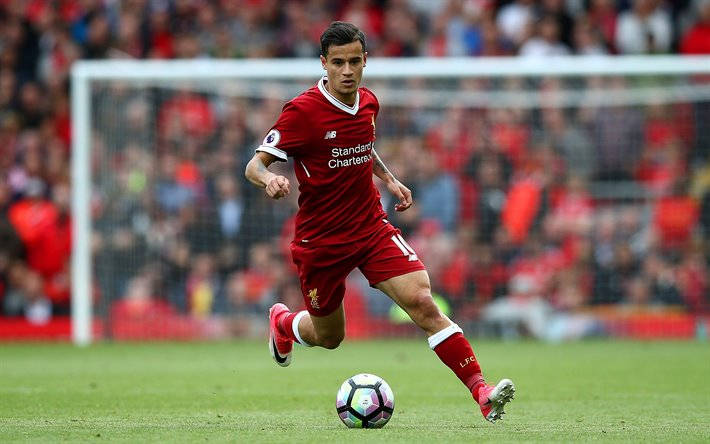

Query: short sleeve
(256, 101), (309, 161)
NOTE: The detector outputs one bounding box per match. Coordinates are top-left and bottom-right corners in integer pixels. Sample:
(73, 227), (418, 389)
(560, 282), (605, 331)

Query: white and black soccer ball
(335, 373), (394, 428)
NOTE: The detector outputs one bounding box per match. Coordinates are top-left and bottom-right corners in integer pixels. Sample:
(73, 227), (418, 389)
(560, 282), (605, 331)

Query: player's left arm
(372, 148), (412, 212)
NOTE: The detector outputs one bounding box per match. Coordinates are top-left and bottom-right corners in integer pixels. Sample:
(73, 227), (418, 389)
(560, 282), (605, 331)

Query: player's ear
(320, 55), (327, 69)
(363, 52), (367, 67)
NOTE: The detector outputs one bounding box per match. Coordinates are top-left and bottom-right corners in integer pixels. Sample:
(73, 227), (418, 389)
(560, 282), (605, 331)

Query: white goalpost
(71, 55), (710, 345)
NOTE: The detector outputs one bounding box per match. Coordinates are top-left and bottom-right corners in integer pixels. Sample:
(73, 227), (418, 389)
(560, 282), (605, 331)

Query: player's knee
(317, 331), (344, 349)
(408, 287), (441, 321)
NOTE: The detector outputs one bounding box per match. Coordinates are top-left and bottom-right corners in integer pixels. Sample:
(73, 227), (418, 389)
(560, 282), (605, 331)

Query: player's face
(320, 41), (366, 105)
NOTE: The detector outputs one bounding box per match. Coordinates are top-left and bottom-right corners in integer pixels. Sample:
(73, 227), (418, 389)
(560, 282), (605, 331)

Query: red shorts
(289, 223), (426, 317)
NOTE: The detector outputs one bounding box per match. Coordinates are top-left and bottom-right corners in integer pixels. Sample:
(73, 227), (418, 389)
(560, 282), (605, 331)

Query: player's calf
(314, 331), (344, 350)
(427, 322), (516, 422)
(407, 292), (449, 335)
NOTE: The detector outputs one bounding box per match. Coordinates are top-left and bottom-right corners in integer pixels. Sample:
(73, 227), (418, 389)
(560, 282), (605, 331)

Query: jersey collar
(318, 76), (360, 116)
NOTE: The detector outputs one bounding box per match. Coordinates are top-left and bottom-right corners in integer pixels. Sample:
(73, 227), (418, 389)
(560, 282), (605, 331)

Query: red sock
(278, 311), (300, 342)
(433, 331), (486, 403)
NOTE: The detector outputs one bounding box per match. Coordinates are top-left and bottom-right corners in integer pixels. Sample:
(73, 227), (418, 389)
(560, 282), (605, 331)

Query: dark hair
(320, 21), (366, 58)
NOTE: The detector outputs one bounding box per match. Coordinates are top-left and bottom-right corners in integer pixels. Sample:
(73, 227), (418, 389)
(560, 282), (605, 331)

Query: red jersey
(257, 77), (386, 246)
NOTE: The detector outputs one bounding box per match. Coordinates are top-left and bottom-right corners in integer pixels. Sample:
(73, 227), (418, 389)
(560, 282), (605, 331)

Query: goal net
(71, 56), (710, 344)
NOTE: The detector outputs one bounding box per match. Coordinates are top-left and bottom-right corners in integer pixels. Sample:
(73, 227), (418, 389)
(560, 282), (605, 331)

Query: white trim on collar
(317, 76), (360, 115)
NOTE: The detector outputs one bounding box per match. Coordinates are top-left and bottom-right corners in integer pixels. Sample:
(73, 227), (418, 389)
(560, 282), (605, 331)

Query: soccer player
(244, 21), (515, 422)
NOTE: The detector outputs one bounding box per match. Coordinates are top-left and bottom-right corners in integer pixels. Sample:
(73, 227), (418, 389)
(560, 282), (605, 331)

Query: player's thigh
(375, 270), (431, 311)
(291, 242), (352, 316)
(358, 226), (426, 289)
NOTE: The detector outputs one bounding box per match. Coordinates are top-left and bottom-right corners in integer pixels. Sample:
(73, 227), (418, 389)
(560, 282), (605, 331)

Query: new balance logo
(324, 130), (337, 139)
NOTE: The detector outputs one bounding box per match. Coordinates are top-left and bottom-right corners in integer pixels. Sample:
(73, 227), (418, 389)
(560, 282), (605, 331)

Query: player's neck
(326, 81), (357, 106)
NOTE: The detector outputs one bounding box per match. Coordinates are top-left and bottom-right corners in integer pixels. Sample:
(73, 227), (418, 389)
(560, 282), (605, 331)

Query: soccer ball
(335, 373), (394, 428)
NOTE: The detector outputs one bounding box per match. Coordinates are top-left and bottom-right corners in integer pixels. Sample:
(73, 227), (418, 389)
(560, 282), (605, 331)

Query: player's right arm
(245, 100), (309, 200)
(245, 151), (290, 199)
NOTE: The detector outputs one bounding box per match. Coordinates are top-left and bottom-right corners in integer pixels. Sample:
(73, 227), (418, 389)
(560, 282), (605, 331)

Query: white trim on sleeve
(255, 145), (288, 161)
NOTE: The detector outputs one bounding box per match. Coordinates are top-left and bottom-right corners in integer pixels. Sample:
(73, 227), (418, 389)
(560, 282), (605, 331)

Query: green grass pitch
(1, 340), (709, 442)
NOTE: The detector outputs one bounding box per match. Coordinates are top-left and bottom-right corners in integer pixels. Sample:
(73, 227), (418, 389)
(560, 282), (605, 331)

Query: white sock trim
(292, 310), (312, 347)
(427, 323), (463, 349)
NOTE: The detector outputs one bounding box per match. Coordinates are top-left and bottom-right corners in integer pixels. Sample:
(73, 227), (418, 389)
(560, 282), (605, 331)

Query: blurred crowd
(1, 0), (710, 338)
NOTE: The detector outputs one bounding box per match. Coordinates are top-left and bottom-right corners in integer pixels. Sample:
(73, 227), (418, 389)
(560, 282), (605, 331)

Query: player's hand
(265, 175), (290, 199)
(388, 180), (413, 212)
